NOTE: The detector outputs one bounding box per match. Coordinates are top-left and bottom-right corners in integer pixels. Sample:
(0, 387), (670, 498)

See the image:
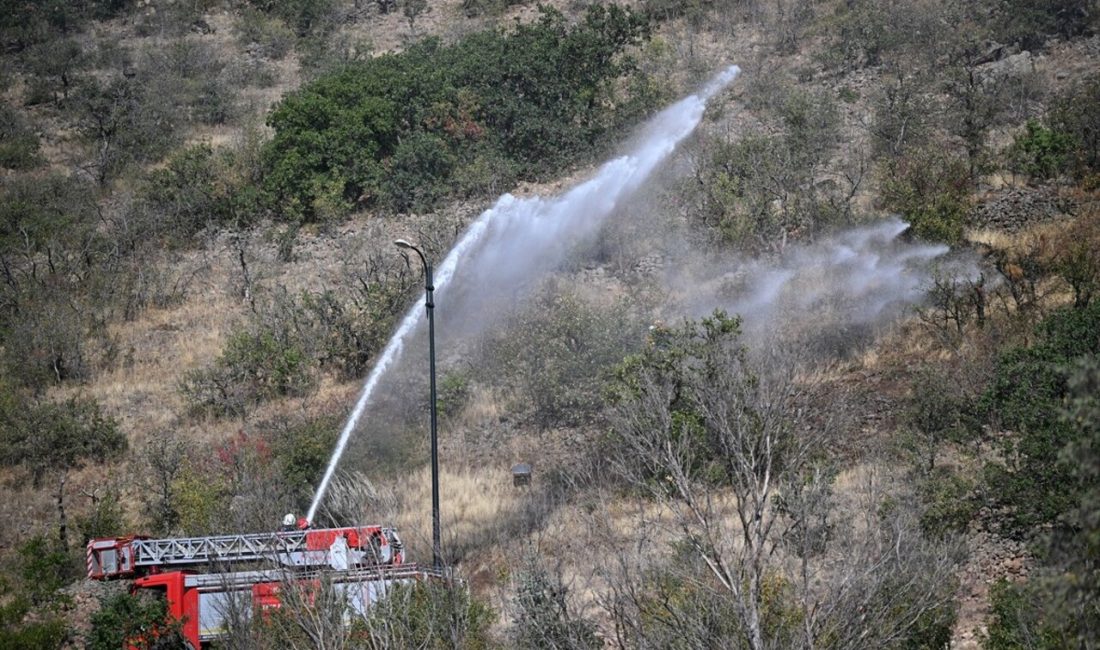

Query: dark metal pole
(424, 259), (441, 571)
(395, 240), (442, 571)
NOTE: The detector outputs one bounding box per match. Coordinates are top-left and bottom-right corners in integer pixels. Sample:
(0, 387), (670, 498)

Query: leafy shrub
(0, 102), (42, 169)
(822, 0), (946, 71)
(171, 463), (231, 535)
(461, 0), (529, 17)
(16, 535), (76, 607)
(606, 310), (756, 486)
(992, 0), (1096, 51)
(903, 366), (976, 472)
(87, 592), (185, 650)
(1009, 119), (1074, 180)
(693, 88), (842, 248)
(0, 392), (126, 487)
(300, 282), (412, 379)
(0, 0), (133, 51)
(270, 415), (340, 509)
(917, 468), (977, 538)
(981, 580), (1073, 649)
(75, 489), (127, 542)
(144, 39), (238, 126)
(1045, 205), (1100, 309)
(871, 73), (934, 160)
(0, 173), (109, 387)
(74, 75), (181, 184)
(978, 359), (1100, 649)
(0, 577), (67, 649)
(235, 7), (296, 59)
(248, 0), (334, 36)
(181, 325), (314, 417)
(360, 581), (494, 649)
(1051, 75), (1100, 184)
(182, 262), (411, 418)
(23, 37), (84, 106)
(437, 372), (471, 421)
(141, 144), (237, 243)
(880, 146), (971, 243)
(383, 131), (458, 213)
(262, 5), (650, 220)
(481, 287), (644, 429)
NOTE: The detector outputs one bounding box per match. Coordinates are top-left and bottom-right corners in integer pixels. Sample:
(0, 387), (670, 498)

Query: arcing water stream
(306, 65), (744, 522)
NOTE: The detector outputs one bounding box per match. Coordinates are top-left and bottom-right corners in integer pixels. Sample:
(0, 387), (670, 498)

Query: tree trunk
(56, 474), (68, 550)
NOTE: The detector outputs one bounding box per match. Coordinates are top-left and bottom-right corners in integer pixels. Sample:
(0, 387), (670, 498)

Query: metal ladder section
(179, 563), (436, 590)
(132, 531), (321, 568)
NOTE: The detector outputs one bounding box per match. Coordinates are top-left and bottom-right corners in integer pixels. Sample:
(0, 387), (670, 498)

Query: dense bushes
(977, 302), (1100, 537)
(480, 286), (644, 429)
(1051, 76), (1100, 183)
(87, 592), (183, 650)
(183, 266), (412, 417)
(0, 538), (71, 649)
(0, 0), (134, 52)
(0, 391), (126, 487)
(263, 5), (651, 220)
(181, 321), (315, 418)
(1009, 77), (1100, 184)
(992, 0), (1096, 50)
(692, 87), (847, 249)
(0, 102), (42, 170)
(880, 146), (971, 243)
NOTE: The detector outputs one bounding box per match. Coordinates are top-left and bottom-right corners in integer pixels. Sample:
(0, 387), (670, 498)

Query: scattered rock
(970, 185), (1074, 232)
(979, 51), (1033, 82)
(190, 18), (214, 35)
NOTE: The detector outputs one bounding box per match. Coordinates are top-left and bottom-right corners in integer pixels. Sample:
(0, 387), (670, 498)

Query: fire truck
(86, 524), (435, 647)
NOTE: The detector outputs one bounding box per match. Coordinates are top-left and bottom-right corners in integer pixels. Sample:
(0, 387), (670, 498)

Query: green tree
(87, 592), (185, 650)
(262, 5), (650, 220)
(978, 302), (1100, 537)
(74, 75), (180, 184)
(880, 146), (971, 243)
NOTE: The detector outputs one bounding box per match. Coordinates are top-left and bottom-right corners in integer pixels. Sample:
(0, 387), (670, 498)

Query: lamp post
(394, 239), (442, 571)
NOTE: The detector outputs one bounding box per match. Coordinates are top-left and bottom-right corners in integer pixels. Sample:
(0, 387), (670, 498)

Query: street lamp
(394, 239), (442, 571)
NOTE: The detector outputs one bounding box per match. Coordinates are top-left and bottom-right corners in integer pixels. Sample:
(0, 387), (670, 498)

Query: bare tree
(602, 313), (962, 649)
(607, 314), (823, 649)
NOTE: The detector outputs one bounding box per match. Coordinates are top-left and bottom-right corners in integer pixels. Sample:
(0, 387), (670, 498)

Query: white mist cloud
(665, 218), (952, 345)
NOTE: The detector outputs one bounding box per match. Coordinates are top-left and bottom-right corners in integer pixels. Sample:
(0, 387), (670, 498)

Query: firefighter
(280, 513), (296, 532)
(296, 517), (311, 530)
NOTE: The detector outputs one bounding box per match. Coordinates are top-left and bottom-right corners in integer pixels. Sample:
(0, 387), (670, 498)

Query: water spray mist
(306, 65), (743, 523)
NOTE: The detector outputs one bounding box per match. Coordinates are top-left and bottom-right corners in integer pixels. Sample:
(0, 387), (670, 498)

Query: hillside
(1, 0), (1098, 648)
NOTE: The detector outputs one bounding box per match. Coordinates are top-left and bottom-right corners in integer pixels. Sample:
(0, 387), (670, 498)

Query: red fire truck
(87, 525), (434, 647)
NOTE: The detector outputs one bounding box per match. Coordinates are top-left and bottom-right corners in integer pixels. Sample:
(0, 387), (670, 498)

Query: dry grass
(391, 465), (525, 562)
